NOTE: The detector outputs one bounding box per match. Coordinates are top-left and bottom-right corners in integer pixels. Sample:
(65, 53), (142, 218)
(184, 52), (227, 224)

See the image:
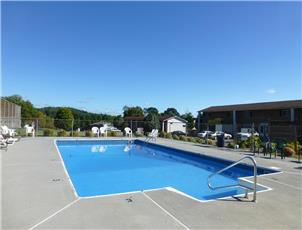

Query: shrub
(187, 137), (192, 142)
(190, 137), (198, 143)
(107, 131), (117, 137)
(172, 135), (180, 140)
(269, 142), (277, 152)
(195, 137), (203, 144)
(159, 131), (167, 138)
(283, 146), (295, 157)
(85, 131), (93, 137)
(16, 128), (26, 137)
(207, 139), (214, 145)
(286, 141), (301, 153)
(57, 129), (67, 137)
(239, 141), (247, 149)
(72, 131), (80, 137)
(166, 133), (172, 139)
(227, 142), (235, 149)
(179, 135), (188, 142)
(43, 129), (55, 136)
(245, 136), (261, 148)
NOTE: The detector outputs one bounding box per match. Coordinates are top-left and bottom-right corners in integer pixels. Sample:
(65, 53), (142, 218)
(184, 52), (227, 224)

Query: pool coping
(53, 138), (282, 203)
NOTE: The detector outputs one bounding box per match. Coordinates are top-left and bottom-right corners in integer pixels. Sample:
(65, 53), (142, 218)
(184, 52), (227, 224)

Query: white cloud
(266, 89), (277, 94)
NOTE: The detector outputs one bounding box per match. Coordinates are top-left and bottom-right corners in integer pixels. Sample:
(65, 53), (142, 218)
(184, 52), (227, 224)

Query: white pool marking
(54, 139), (79, 198)
(28, 198), (80, 230)
(142, 192), (190, 230)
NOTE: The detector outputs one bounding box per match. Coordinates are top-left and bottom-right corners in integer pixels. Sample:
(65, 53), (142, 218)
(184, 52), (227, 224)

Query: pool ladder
(207, 156), (257, 202)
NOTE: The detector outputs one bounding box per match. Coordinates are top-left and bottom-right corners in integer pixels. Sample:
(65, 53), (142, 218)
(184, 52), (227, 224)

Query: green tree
(54, 108), (74, 130)
(144, 107), (160, 131)
(162, 108), (180, 117)
(181, 112), (195, 130)
(123, 106), (144, 117)
(113, 115), (125, 130)
(144, 107), (159, 116)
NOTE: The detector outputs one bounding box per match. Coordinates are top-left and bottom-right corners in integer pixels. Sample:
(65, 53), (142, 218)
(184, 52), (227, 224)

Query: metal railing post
(207, 156), (257, 202)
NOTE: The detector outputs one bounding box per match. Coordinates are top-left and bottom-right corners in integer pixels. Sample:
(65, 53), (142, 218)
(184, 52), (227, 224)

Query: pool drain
(126, 196), (133, 203)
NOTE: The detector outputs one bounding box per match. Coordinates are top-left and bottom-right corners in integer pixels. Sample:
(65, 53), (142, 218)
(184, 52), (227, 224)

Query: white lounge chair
(91, 127), (99, 137)
(145, 129), (158, 142)
(124, 127), (132, 138)
(99, 127), (107, 137)
(0, 134), (8, 148)
(24, 124), (35, 137)
(1, 125), (17, 137)
(0, 134), (18, 145)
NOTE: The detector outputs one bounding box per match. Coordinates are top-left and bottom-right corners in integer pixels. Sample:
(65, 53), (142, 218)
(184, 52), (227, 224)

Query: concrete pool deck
(2, 137), (302, 229)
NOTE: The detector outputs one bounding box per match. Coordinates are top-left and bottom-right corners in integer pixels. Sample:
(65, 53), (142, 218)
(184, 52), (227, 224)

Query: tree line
(4, 95), (195, 131)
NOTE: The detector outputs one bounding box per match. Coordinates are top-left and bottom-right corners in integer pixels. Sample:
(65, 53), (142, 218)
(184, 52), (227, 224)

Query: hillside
(39, 107), (116, 122)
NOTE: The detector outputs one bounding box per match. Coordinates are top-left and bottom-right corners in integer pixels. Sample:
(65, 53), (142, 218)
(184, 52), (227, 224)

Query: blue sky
(2, 1), (301, 115)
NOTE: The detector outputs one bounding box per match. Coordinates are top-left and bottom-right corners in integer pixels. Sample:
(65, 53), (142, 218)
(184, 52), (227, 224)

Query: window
(280, 109), (289, 118)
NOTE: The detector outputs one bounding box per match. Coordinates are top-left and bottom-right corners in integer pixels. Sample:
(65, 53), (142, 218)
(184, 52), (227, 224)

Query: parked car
(210, 131), (232, 139)
(171, 131), (186, 136)
(237, 128), (259, 140)
(197, 130), (213, 138)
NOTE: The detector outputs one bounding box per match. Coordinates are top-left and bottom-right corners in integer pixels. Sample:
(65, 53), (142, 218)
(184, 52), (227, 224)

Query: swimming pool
(55, 140), (279, 201)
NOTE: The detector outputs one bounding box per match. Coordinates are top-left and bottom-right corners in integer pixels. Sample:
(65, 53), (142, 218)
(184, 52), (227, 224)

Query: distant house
(197, 100), (302, 141)
(161, 116), (187, 134)
(0, 98), (21, 128)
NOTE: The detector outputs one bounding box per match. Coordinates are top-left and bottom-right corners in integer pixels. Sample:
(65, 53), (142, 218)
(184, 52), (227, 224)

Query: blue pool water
(56, 140), (278, 200)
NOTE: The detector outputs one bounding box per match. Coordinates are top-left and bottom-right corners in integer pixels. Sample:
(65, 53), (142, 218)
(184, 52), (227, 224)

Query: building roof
(161, 116), (188, 123)
(200, 100), (302, 113)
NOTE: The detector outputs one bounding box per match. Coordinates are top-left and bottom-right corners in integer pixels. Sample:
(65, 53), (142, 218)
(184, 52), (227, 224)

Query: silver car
(211, 131), (232, 139)
(197, 130), (213, 138)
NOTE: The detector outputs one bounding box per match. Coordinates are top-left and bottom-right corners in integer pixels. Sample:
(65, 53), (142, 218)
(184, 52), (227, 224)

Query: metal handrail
(207, 156), (257, 202)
